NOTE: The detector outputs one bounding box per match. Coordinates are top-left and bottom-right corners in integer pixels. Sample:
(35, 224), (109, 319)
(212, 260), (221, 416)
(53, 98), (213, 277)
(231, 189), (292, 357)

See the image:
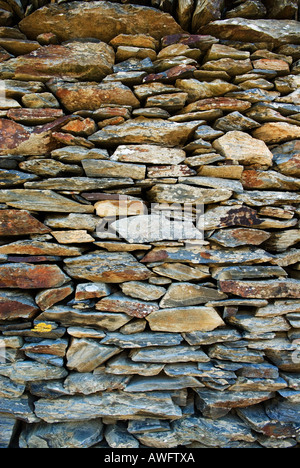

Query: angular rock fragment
(195, 388), (274, 419)
(253, 122), (300, 144)
(19, 420), (104, 449)
(159, 283), (227, 308)
(89, 118), (202, 148)
(82, 159), (146, 180)
(147, 306), (224, 332)
(120, 282), (165, 301)
(0, 210), (50, 236)
(125, 375), (204, 392)
(35, 285), (74, 311)
(213, 131), (273, 166)
(66, 338), (121, 373)
(0, 240), (84, 257)
(0, 361), (67, 384)
(210, 228), (270, 247)
(0, 290), (39, 321)
(100, 332), (182, 348)
(142, 247), (273, 265)
(105, 352), (164, 376)
(147, 183), (232, 204)
(95, 293), (159, 318)
(105, 423), (139, 448)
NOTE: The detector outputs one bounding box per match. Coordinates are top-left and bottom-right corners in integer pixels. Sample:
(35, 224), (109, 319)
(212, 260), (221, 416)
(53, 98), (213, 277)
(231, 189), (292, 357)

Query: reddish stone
(219, 279), (300, 299)
(161, 34), (218, 50)
(0, 210), (51, 236)
(6, 108), (64, 125)
(181, 97), (251, 114)
(98, 116), (125, 129)
(35, 284), (74, 311)
(0, 290), (39, 320)
(51, 132), (95, 149)
(143, 65), (197, 83)
(0, 263), (69, 289)
(0, 115), (78, 156)
(61, 118), (97, 137)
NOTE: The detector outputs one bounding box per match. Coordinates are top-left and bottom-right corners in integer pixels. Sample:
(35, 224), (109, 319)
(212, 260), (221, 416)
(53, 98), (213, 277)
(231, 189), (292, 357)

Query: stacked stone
(0, 0), (299, 449)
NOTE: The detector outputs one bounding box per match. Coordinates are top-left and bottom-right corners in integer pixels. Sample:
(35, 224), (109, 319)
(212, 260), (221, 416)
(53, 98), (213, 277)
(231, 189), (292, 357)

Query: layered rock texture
(0, 0), (300, 450)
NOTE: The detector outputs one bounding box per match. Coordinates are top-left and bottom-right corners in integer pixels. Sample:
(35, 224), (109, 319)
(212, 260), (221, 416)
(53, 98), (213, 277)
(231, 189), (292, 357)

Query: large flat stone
(34, 391), (182, 423)
(64, 252), (151, 283)
(0, 42), (114, 82)
(48, 80), (139, 113)
(0, 263), (69, 289)
(19, 1), (184, 42)
(200, 18), (300, 46)
(89, 118), (202, 148)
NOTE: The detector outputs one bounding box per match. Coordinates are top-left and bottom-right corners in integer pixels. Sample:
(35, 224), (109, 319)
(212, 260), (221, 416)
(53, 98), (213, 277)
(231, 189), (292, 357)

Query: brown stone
(252, 58), (290, 75)
(219, 279), (300, 299)
(0, 240), (84, 257)
(252, 122), (300, 144)
(64, 252), (151, 284)
(147, 306), (225, 333)
(0, 290), (39, 320)
(48, 80), (140, 113)
(210, 228), (271, 247)
(0, 115), (77, 156)
(181, 97), (251, 114)
(89, 118), (202, 148)
(200, 18), (300, 47)
(241, 169), (300, 190)
(213, 131), (273, 166)
(0, 210), (50, 236)
(0, 263), (69, 289)
(143, 64), (197, 83)
(0, 189), (94, 213)
(192, 0), (224, 31)
(0, 42), (114, 82)
(6, 109), (64, 125)
(96, 293), (159, 318)
(19, 2), (183, 42)
(35, 284), (74, 311)
(201, 205), (263, 230)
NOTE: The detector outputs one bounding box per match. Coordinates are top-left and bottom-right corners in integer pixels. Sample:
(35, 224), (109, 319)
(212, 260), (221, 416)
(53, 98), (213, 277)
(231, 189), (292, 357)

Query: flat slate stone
(100, 332), (182, 348)
(219, 279), (300, 299)
(64, 252), (151, 283)
(147, 306), (224, 333)
(36, 306), (132, 331)
(34, 391), (182, 423)
(89, 118), (203, 148)
(95, 293), (159, 318)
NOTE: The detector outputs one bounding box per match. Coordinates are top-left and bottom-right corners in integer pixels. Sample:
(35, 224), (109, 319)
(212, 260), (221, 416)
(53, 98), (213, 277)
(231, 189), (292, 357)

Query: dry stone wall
(0, 0), (300, 449)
